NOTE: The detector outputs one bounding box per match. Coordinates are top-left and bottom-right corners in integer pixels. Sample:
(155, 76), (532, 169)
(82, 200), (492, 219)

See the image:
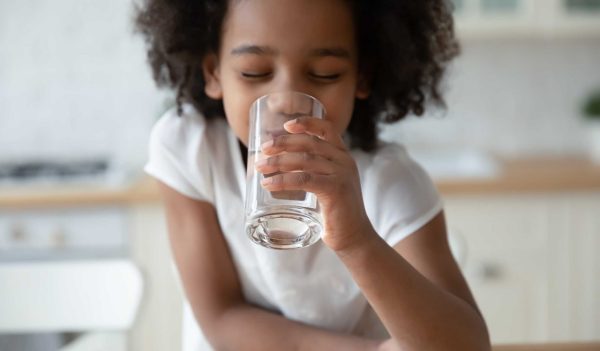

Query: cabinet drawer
(0, 206), (128, 261)
(444, 195), (551, 343)
(445, 195), (549, 252)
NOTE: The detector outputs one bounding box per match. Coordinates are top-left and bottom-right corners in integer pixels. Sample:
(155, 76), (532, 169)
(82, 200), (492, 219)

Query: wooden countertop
(493, 342), (600, 351)
(1, 156), (600, 209)
(0, 176), (160, 209)
(435, 156), (600, 195)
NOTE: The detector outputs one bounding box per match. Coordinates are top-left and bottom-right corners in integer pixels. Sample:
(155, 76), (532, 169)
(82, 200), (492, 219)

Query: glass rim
(250, 91), (327, 116)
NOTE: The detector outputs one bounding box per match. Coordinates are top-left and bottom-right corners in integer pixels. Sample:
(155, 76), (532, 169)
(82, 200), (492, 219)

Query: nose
(265, 91), (314, 118)
(263, 70), (319, 116)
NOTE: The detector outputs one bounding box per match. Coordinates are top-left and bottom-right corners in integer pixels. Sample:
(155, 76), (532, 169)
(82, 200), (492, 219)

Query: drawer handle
(10, 223), (27, 242)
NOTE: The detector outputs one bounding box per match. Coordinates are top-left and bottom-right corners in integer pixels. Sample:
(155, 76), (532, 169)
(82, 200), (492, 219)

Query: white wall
(380, 38), (600, 157)
(0, 0), (168, 170)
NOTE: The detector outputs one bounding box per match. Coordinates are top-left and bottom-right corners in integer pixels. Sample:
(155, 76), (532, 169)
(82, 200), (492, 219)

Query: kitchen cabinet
(6, 171), (595, 348)
(445, 195), (550, 343)
(0, 177), (179, 351)
(128, 204), (182, 351)
(0, 205), (140, 350)
(0, 206), (128, 261)
(451, 0), (600, 39)
(541, 0), (600, 37)
(453, 0), (538, 38)
(127, 194), (600, 348)
(444, 192), (600, 344)
(551, 195), (600, 340)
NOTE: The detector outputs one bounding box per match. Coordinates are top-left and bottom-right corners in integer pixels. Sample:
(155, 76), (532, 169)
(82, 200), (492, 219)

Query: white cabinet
(541, 0), (600, 37)
(444, 192), (600, 344)
(549, 195), (600, 341)
(127, 204), (183, 351)
(445, 195), (551, 343)
(452, 0), (600, 39)
(453, 0), (538, 38)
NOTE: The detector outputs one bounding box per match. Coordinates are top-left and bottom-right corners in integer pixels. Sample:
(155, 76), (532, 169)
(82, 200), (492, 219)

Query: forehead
(221, 0), (356, 56)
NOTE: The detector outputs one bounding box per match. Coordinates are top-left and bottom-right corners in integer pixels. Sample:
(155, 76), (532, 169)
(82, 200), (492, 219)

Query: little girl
(136, 0), (490, 350)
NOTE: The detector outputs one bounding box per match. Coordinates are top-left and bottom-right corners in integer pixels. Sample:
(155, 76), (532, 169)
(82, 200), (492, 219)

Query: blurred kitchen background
(1, 0), (599, 350)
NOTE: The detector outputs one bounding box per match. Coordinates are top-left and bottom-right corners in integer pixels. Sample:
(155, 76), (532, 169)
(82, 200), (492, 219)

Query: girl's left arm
(257, 117), (491, 351)
(337, 211), (491, 351)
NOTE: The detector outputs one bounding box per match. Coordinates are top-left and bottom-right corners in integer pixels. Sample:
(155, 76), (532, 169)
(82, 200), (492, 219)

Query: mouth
(279, 112), (308, 119)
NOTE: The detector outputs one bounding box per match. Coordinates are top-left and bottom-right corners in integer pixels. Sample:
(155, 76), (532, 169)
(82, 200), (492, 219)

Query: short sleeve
(357, 143), (443, 246)
(143, 106), (214, 203)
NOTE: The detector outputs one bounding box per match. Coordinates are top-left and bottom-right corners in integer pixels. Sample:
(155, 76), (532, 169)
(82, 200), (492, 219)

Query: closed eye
(241, 72), (271, 79)
(311, 73), (341, 81)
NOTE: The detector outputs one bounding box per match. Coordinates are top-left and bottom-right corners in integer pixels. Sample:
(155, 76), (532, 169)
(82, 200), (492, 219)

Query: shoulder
(149, 104), (218, 152)
(353, 142), (443, 244)
(145, 104), (227, 202)
(352, 142), (430, 187)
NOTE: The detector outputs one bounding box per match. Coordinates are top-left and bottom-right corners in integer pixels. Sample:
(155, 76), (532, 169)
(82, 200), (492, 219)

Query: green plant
(583, 90), (600, 120)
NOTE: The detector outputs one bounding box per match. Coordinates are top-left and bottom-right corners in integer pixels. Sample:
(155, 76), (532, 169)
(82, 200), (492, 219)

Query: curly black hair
(135, 0), (459, 152)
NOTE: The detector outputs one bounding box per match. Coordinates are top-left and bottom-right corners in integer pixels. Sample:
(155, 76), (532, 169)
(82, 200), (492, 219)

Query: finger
(283, 117), (347, 150)
(261, 133), (346, 164)
(255, 152), (335, 175)
(260, 171), (336, 194)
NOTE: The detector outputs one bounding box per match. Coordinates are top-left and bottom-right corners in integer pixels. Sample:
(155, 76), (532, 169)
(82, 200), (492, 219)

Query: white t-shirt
(144, 104), (443, 351)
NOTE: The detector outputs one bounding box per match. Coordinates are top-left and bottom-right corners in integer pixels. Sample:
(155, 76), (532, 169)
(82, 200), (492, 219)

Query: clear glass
(245, 92), (325, 249)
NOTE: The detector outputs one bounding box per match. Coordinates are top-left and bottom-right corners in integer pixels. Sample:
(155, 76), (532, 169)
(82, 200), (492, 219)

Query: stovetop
(0, 159), (128, 187)
(0, 160), (108, 179)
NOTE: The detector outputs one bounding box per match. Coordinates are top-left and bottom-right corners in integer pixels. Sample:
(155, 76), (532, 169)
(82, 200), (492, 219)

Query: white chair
(0, 259), (143, 351)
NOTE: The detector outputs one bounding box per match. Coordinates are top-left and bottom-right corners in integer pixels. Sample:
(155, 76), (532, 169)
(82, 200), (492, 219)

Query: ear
(355, 71), (371, 100)
(202, 53), (223, 99)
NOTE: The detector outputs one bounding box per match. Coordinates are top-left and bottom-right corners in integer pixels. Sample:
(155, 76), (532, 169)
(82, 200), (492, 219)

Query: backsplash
(380, 38), (600, 157)
(1, 1), (599, 174)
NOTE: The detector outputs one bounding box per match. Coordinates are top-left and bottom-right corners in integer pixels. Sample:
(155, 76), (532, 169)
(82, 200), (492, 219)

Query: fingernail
(261, 140), (274, 150)
(284, 118), (299, 127)
(284, 119), (305, 132)
(261, 177), (273, 185)
(255, 158), (266, 168)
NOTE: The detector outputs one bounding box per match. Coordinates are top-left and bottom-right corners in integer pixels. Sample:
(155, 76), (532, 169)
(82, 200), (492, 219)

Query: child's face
(203, 0), (369, 146)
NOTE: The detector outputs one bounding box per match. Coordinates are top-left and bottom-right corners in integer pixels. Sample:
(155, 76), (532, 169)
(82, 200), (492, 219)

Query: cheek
(322, 92), (356, 135)
(222, 97), (251, 145)
(220, 75), (267, 146)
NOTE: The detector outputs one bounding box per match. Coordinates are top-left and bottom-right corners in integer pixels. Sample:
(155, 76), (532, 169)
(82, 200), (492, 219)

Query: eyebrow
(310, 47), (351, 59)
(230, 45), (276, 56)
(230, 45), (351, 59)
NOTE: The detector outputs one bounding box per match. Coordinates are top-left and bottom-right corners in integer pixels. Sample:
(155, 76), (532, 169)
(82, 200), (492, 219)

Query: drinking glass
(245, 92), (325, 249)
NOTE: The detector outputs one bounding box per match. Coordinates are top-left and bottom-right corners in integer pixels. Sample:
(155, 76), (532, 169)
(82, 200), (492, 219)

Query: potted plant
(582, 90), (600, 163)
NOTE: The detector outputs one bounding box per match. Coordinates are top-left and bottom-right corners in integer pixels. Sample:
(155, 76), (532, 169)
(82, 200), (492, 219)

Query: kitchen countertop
(492, 342), (600, 350)
(435, 156), (600, 194)
(1, 156), (600, 209)
(0, 176), (159, 209)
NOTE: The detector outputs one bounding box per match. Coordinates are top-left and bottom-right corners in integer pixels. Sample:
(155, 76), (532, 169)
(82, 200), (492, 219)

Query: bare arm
(336, 211), (491, 351)
(255, 117), (491, 350)
(157, 180), (380, 351)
